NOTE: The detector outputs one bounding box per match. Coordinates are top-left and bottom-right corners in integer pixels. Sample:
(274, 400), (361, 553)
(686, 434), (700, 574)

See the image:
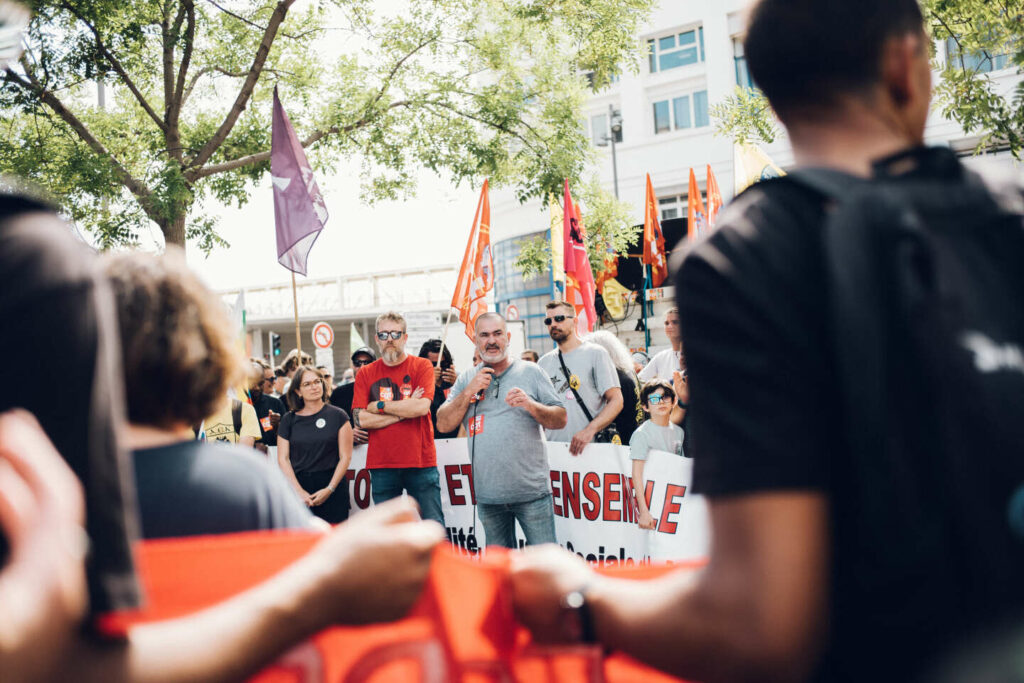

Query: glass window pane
(672, 95), (691, 129)
(735, 57), (753, 88)
(653, 101), (671, 133)
(591, 113), (608, 146)
(693, 90), (709, 127)
(648, 39), (656, 73)
(658, 197), (676, 205)
(662, 208), (678, 220)
(660, 47), (698, 70)
(698, 27), (705, 60)
(677, 31), (695, 46)
(659, 35), (676, 51)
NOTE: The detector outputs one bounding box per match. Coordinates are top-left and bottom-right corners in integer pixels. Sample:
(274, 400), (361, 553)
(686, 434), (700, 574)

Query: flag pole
(642, 263), (651, 350)
(291, 271), (302, 359)
(436, 308), (455, 368)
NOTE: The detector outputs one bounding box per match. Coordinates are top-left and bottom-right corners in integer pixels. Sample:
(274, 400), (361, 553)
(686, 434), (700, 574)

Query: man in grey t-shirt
(537, 300), (623, 455)
(438, 313), (566, 548)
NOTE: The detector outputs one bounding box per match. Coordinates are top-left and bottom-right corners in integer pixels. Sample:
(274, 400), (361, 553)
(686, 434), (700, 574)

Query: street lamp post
(606, 103), (622, 199)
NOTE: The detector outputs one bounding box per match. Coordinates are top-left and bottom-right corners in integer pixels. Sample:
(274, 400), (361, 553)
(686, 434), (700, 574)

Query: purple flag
(271, 86), (328, 275)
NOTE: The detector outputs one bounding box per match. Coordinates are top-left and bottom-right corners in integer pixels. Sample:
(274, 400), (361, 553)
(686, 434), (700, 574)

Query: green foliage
(709, 86), (778, 146)
(0, 0), (655, 252)
(513, 176), (638, 280)
(924, 0), (1024, 157)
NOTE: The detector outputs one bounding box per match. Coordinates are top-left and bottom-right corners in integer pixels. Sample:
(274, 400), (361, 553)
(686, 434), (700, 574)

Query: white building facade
(488, 0), (1021, 354)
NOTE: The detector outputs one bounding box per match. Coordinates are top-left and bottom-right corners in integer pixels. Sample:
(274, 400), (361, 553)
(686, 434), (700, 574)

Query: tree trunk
(163, 213), (187, 249)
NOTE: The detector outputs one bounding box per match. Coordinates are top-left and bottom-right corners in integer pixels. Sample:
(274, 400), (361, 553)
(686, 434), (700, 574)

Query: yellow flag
(548, 194), (565, 292)
(734, 142), (785, 195)
(601, 277), (629, 320)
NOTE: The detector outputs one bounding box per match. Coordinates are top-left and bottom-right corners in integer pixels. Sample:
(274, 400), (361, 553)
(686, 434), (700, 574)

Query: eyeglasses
(647, 393), (669, 405)
(376, 331), (403, 341)
(300, 380), (322, 389)
(352, 358), (372, 367)
(261, 377), (273, 384)
(543, 314), (574, 326)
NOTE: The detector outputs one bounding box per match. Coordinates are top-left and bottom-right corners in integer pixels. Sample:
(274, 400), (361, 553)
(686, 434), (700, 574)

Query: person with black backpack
(510, 1), (1024, 681)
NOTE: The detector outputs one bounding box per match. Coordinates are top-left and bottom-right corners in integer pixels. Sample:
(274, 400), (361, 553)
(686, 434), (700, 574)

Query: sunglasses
(352, 358), (372, 367)
(543, 314), (574, 326)
(376, 331), (403, 341)
(647, 393), (670, 405)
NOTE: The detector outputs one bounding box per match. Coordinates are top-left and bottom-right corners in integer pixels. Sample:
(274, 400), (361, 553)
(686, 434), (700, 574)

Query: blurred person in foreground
(0, 191), (443, 682)
(103, 251), (314, 538)
(437, 313), (566, 548)
(511, 1), (1024, 680)
(278, 366), (353, 524)
(585, 330), (644, 443)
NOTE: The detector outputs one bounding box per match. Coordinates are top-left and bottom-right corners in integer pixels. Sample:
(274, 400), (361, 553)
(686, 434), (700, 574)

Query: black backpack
(782, 147), (1024, 673)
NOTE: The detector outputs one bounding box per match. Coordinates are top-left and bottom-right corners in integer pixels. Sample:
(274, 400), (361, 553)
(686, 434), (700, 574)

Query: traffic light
(270, 332), (281, 358)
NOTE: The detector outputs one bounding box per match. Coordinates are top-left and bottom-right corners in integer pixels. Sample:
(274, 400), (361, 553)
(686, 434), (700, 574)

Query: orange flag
(594, 241), (618, 294)
(687, 168), (707, 240)
(451, 181), (493, 340)
(642, 173), (668, 287)
(706, 164), (723, 228)
(563, 180), (598, 335)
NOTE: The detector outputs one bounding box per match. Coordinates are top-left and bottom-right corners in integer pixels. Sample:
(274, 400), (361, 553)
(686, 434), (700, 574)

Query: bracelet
(676, 400), (689, 409)
(327, 485), (336, 493)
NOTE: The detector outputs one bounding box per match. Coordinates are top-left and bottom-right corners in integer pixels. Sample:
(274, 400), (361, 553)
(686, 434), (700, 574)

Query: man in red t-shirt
(352, 311), (444, 524)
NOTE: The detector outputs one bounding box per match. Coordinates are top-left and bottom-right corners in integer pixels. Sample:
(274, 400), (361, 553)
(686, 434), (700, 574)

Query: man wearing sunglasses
(330, 346), (377, 445)
(249, 359), (286, 457)
(352, 312), (445, 525)
(437, 313), (566, 547)
(537, 301), (623, 455)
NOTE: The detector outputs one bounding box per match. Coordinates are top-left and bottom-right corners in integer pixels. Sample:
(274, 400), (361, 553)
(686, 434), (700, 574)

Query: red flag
(450, 181), (493, 340)
(642, 173), (668, 287)
(706, 164), (723, 228)
(687, 169), (707, 240)
(563, 180), (597, 335)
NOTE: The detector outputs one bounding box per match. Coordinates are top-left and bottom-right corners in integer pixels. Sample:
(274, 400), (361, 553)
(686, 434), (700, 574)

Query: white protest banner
(343, 439), (708, 564)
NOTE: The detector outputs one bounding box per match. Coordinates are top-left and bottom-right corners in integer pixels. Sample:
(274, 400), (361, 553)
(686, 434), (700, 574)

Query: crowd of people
(3, 0), (1024, 681)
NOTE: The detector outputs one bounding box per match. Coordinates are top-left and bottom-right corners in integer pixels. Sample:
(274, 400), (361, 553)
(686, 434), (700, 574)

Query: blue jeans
(369, 466), (445, 526)
(478, 493), (556, 549)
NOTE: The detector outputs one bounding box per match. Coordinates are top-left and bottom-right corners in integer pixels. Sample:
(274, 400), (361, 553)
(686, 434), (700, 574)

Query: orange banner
(108, 532), (697, 682)
(642, 173), (668, 287)
(451, 180), (493, 340)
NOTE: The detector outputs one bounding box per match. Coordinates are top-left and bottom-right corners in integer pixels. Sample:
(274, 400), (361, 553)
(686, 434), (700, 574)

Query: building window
(647, 27), (705, 73)
(945, 37), (1010, 73)
(734, 39), (755, 88)
(658, 196), (682, 220)
(653, 90), (709, 134)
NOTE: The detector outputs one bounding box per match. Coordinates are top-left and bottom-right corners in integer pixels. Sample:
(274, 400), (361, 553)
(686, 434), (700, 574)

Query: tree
(0, 0), (654, 252)
(711, 2), (1024, 157)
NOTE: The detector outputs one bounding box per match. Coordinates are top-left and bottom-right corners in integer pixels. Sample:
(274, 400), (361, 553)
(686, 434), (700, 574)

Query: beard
(382, 347), (402, 364)
(480, 345), (508, 364)
(548, 326), (569, 342)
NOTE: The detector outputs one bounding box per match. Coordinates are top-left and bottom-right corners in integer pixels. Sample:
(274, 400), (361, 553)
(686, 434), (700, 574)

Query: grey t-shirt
(537, 342), (620, 442)
(629, 419), (685, 460)
(444, 360), (564, 504)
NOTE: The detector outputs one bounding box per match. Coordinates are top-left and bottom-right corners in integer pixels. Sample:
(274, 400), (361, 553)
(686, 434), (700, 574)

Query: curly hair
(102, 249), (243, 429)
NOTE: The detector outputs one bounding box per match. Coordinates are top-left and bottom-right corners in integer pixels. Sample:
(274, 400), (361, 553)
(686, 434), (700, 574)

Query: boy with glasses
(352, 312), (444, 525)
(628, 380), (684, 530)
(537, 301), (623, 455)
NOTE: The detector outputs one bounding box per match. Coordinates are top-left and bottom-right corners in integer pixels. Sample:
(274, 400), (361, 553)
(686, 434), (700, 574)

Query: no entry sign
(312, 321), (334, 349)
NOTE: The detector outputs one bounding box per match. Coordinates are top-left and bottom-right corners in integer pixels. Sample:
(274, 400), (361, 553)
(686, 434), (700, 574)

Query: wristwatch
(561, 587), (596, 643)
(376, 400), (386, 412)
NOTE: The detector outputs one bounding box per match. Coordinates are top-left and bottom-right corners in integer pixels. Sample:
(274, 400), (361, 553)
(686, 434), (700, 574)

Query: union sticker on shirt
(379, 386), (394, 401)
(259, 415), (273, 431)
(315, 418), (326, 429)
(468, 415), (485, 436)
(401, 384), (413, 398)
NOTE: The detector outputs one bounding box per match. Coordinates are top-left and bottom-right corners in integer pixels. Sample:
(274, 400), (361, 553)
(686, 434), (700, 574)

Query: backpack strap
(231, 398), (243, 436)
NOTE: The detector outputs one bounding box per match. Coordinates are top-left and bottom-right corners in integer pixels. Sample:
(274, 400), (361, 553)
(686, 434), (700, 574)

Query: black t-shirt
(278, 404), (349, 473)
(612, 368), (641, 444)
(677, 150), (1024, 681)
(133, 440), (312, 539)
(252, 393), (286, 446)
(329, 382), (355, 423)
(430, 386), (460, 439)
(0, 211), (141, 619)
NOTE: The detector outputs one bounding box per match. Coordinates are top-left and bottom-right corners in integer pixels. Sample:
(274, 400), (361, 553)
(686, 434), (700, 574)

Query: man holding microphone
(437, 313), (566, 548)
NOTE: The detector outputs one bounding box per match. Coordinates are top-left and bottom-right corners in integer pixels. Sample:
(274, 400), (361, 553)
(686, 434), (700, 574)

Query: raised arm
(437, 368), (493, 434)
